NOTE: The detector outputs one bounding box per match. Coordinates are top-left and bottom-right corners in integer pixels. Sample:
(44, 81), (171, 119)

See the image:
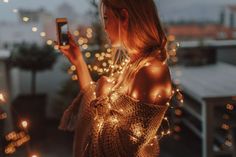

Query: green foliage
(10, 42), (58, 94)
(11, 42), (58, 71)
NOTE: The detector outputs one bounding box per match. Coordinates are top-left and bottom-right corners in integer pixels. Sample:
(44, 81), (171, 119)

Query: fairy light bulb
(70, 65), (76, 71)
(0, 93), (5, 102)
(40, 32), (46, 37)
(85, 52), (91, 58)
(226, 104), (234, 111)
(73, 30), (79, 36)
(0, 113), (7, 120)
(32, 27), (38, 32)
(47, 40), (53, 45)
(21, 120), (28, 129)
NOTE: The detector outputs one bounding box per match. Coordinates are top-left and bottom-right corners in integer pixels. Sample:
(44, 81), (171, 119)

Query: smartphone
(56, 18), (69, 47)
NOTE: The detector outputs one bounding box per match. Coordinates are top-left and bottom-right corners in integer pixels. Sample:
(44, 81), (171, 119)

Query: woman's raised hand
(58, 31), (83, 66)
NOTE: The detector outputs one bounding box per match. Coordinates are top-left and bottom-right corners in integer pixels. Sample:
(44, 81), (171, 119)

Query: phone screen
(58, 22), (69, 46)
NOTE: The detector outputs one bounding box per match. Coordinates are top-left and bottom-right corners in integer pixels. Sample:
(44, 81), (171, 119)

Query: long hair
(100, 0), (167, 62)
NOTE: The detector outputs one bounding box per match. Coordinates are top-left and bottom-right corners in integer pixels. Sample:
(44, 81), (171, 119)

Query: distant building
(166, 5), (236, 41)
(220, 5), (236, 29)
(167, 24), (235, 40)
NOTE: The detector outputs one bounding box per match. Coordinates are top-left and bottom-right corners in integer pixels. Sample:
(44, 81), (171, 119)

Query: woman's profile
(58, 0), (173, 156)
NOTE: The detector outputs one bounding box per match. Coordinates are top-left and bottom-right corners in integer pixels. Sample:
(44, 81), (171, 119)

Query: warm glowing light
(54, 45), (59, 50)
(70, 65), (76, 71)
(5, 146), (16, 154)
(72, 75), (78, 81)
(226, 104), (234, 111)
(40, 32), (46, 37)
(78, 38), (84, 45)
(73, 30), (79, 36)
(22, 17), (30, 22)
(32, 27), (38, 32)
(221, 123), (230, 130)
(83, 38), (88, 44)
(86, 28), (93, 33)
(0, 113), (7, 120)
(0, 93), (5, 102)
(93, 66), (98, 71)
(86, 33), (93, 38)
(21, 120), (28, 129)
(82, 44), (88, 50)
(31, 154), (38, 157)
(102, 62), (107, 67)
(47, 40), (53, 45)
(85, 52), (91, 58)
(95, 53), (100, 58)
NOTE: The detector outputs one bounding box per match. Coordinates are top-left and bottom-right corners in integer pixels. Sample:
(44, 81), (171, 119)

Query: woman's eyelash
(103, 16), (108, 20)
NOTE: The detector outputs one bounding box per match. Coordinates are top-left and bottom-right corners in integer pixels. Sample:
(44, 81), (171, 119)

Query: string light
(46, 40), (53, 45)
(85, 52), (91, 58)
(72, 75), (78, 81)
(73, 30), (79, 36)
(40, 32), (46, 37)
(0, 93), (5, 103)
(22, 17), (30, 22)
(226, 103), (234, 111)
(0, 112), (7, 120)
(31, 154), (39, 157)
(21, 120), (29, 129)
(32, 27), (38, 32)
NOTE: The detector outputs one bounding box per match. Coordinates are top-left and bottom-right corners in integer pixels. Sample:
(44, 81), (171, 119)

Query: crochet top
(59, 53), (171, 157)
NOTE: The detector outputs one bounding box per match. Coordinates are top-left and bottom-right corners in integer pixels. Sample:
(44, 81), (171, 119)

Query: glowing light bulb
(85, 52), (91, 58)
(32, 27), (38, 32)
(73, 30), (79, 36)
(21, 120), (28, 129)
(70, 65), (76, 71)
(86, 28), (93, 33)
(226, 104), (234, 111)
(40, 32), (46, 37)
(82, 44), (88, 50)
(0, 113), (7, 120)
(0, 93), (5, 102)
(47, 40), (53, 45)
(72, 75), (78, 81)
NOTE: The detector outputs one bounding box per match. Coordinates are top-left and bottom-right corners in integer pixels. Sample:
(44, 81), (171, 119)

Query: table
(170, 62), (236, 157)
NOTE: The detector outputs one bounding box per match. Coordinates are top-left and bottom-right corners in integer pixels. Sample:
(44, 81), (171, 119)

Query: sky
(0, 0), (90, 22)
(0, 0), (236, 22)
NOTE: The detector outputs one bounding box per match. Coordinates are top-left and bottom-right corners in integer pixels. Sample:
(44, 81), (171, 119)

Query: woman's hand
(58, 31), (83, 66)
(96, 76), (114, 97)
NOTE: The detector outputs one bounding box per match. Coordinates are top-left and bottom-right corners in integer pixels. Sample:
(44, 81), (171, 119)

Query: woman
(59, 0), (173, 156)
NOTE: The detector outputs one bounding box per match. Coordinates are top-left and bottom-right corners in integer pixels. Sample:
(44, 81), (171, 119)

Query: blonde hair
(100, 0), (167, 62)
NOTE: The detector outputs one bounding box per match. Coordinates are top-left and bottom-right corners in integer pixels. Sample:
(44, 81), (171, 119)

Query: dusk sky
(0, 0), (236, 22)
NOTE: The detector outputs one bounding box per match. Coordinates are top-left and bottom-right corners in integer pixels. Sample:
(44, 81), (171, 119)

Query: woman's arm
(59, 32), (92, 90)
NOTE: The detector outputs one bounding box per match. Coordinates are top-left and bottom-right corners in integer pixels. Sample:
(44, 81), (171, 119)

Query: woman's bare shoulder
(129, 59), (172, 105)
